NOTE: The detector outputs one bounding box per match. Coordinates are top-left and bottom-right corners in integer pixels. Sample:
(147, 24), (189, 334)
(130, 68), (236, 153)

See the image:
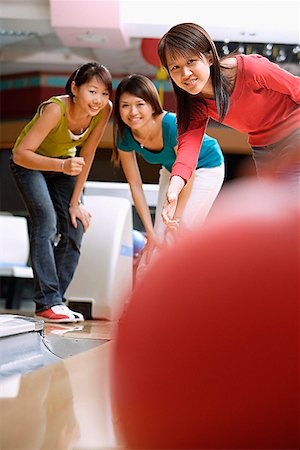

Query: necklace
(71, 127), (84, 135)
(67, 99), (87, 135)
(134, 119), (156, 149)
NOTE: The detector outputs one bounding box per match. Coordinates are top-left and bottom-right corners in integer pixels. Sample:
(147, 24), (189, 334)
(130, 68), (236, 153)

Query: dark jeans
(252, 128), (300, 186)
(10, 157), (84, 312)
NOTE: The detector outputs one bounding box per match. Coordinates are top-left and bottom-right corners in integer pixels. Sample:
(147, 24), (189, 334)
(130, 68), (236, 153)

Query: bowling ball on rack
(132, 229), (146, 258)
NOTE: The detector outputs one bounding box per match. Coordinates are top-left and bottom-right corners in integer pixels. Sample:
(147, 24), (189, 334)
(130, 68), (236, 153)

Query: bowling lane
(0, 313), (123, 449)
(0, 340), (123, 450)
(44, 318), (118, 341)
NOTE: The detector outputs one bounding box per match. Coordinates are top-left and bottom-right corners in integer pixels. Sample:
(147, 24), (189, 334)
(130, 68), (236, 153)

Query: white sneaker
(35, 304), (84, 323)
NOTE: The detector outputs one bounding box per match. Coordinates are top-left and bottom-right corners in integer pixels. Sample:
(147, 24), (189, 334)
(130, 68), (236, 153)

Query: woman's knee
(30, 207), (57, 237)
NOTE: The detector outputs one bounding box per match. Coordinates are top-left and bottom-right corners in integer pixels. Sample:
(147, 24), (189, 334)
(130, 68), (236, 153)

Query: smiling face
(72, 75), (110, 116)
(166, 51), (214, 97)
(119, 92), (154, 131)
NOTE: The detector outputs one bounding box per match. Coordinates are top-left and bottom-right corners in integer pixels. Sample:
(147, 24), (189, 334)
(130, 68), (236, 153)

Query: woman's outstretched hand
(142, 233), (162, 264)
(161, 191), (179, 226)
(161, 175), (185, 226)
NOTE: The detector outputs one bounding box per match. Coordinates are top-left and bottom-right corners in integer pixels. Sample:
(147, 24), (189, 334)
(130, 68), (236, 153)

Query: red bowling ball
(111, 212), (299, 449)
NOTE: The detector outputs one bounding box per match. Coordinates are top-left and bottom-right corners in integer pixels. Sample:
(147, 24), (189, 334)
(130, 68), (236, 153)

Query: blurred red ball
(140, 38), (161, 67)
(111, 212), (299, 449)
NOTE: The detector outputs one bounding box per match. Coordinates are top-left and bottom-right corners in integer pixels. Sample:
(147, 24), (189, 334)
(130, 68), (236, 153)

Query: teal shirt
(116, 112), (224, 171)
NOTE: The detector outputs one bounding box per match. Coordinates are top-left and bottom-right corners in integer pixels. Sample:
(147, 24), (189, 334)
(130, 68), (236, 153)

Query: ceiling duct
(50, 0), (129, 49)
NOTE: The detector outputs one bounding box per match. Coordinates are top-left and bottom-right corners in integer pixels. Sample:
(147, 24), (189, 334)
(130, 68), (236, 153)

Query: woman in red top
(158, 23), (300, 224)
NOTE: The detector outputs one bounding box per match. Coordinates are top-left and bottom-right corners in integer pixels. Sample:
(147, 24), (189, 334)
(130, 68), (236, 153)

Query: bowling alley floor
(0, 310), (125, 450)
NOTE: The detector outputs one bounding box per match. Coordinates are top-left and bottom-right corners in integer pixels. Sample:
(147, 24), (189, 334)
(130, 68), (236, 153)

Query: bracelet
(61, 160), (65, 173)
(69, 200), (82, 207)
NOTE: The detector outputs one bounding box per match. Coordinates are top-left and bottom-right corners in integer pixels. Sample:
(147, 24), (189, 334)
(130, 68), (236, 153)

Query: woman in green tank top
(10, 62), (112, 322)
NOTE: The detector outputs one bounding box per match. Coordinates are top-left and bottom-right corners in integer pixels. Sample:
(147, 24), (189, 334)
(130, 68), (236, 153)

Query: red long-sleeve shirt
(172, 54), (300, 182)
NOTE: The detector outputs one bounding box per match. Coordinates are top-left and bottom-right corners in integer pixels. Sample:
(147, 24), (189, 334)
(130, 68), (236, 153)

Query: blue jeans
(10, 157), (84, 312)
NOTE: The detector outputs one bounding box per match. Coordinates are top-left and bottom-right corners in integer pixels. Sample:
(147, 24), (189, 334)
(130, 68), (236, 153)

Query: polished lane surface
(0, 316), (124, 450)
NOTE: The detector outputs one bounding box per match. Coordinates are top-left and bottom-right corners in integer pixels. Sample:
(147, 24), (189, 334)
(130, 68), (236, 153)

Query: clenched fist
(62, 157), (85, 175)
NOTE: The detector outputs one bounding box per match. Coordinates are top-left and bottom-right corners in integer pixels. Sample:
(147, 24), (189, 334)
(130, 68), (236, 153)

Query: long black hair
(112, 74), (164, 166)
(158, 23), (232, 133)
(65, 62), (112, 98)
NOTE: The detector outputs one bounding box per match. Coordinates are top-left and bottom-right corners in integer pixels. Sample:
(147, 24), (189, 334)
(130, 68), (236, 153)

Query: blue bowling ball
(132, 229), (146, 257)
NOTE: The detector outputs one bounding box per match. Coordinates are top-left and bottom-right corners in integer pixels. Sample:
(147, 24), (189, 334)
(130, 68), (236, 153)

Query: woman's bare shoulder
(38, 101), (63, 129)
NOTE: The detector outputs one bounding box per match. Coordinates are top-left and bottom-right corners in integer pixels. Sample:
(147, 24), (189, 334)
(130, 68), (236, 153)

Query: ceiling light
(0, 29), (36, 38)
(263, 43), (273, 56)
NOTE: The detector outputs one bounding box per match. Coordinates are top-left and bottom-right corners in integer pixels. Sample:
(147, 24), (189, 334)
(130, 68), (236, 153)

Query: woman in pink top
(157, 23), (300, 225)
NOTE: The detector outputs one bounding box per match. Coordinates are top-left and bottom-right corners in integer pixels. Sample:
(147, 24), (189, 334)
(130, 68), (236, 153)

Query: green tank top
(12, 96), (103, 157)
